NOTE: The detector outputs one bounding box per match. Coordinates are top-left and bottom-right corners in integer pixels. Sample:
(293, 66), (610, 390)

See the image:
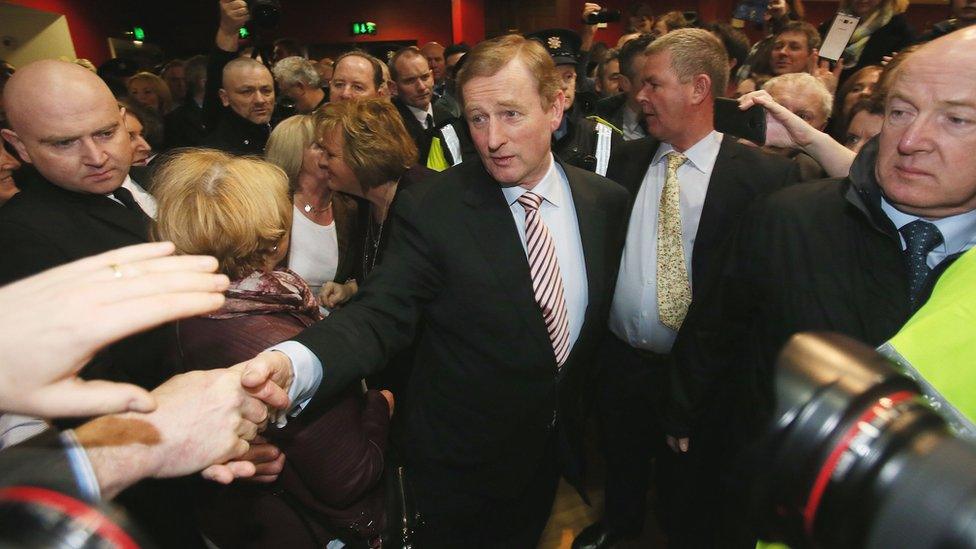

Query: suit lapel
(562, 160), (606, 332)
(462, 164), (554, 356)
(692, 135), (747, 291)
(84, 194), (149, 241)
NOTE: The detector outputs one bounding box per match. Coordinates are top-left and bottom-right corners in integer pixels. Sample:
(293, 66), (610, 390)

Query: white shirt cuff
(60, 430), (101, 502)
(267, 341), (323, 425)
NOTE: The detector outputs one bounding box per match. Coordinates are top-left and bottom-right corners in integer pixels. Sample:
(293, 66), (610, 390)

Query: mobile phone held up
(714, 97), (766, 146)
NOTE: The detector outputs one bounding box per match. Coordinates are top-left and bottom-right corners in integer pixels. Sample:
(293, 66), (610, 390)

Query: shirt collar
(651, 130), (724, 175)
(407, 103), (434, 127)
(880, 196), (976, 255)
(501, 154), (563, 208)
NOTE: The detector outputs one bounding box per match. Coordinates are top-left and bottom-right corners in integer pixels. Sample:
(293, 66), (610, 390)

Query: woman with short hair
(153, 149), (391, 549)
(315, 98), (432, 278)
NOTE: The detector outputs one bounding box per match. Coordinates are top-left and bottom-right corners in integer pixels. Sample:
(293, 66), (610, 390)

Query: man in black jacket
(670, 27), (976, 547)
(574, 29), (799, 549)
(203, 0), (274, 155)
(234, 34), (631, 547)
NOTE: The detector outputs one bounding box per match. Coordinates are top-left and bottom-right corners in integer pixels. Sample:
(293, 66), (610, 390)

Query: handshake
(0, 242), (295, 499)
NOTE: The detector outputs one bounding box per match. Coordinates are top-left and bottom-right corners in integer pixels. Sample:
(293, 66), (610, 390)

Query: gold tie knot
(666, 151), (687, 173)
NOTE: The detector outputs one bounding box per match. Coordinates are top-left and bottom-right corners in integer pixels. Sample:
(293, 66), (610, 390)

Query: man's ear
(690, 73), (712, 105)
(218, 88), (231, 107)
(549, 89), (567, 132)
(0, 129), (31, 164)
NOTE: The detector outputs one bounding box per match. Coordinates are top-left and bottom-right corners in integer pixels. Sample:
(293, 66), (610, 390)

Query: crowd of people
(1, 0), (975, 547)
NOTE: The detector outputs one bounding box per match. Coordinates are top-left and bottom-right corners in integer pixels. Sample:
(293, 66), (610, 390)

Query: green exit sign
(132, 26), (145, 41)
(351, 22), (377, 36)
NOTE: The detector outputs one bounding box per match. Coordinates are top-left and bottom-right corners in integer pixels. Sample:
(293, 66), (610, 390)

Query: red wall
(4, 0), (955, 67)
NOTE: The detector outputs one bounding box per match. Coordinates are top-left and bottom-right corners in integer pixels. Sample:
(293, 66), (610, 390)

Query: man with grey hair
(272, 55), (326, 114)
(574, 28), (799, 549)
(762, 72), (833, 179)
(763, 72), (832, 131)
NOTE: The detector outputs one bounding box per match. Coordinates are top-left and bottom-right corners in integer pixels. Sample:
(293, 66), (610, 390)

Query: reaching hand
(318, 280), (358, 309)
(75, 367), (272, 497)
(810, 52), (843, 95)
(219, 0), (250, 34)
(0, 242), (227, 418)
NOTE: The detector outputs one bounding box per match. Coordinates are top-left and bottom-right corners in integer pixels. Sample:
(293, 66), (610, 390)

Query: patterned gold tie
(657, 152), (691, 331)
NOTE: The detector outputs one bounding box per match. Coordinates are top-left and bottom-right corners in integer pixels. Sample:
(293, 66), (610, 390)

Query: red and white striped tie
(517, 191), (571, 368)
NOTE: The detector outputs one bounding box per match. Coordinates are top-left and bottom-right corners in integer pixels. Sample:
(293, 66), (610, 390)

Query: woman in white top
(266, 114), (360, 311)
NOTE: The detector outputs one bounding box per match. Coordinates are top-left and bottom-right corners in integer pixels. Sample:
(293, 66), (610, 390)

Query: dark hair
(117, 98), (164, 149)
(708, 22), (751, 70)
(273, 38), (304, 58)
(389, 46), (425, 82)
(444, 43), (471, 59)
(333, 50), (384, 91)
(597, 48), (620, 81)
(618, 33), (655, 81)
(774, 21), (821, 51)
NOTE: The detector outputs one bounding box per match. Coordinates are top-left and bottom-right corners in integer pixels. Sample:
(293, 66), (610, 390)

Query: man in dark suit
(0, 60), (168, 389)
(389, 46), (469, 169)
(574, 29), (799, 549)
(670, 27), (976, 546)
(0, 59), (203, 547)
(236, 34), (631, 547)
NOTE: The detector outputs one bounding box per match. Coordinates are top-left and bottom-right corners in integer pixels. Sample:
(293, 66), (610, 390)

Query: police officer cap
(525, 28), (581, 66)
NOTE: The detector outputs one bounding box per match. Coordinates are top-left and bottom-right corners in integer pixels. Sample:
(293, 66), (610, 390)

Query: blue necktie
(900, 220), (943, 307)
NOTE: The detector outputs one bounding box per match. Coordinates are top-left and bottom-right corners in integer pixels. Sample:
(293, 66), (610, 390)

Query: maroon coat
(176, 307), (390, 547)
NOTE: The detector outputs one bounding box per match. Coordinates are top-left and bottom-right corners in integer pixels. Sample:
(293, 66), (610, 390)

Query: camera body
(584, 9), (622, 25)
(246, 0), (281, 29)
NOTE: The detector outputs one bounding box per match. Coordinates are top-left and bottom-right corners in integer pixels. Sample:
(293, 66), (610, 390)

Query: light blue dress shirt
(608, 131), (723, 353)
(881, 197), (976, 268)
(274, 154), (588, 416)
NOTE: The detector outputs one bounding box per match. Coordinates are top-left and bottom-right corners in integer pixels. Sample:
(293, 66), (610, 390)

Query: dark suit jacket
(393, 97), (458, 165)
(0, 171), (173, 390)
(605, 135), (800, 311)
(293, 157), (630, 499)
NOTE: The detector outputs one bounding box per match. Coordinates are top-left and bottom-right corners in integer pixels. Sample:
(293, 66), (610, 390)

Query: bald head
(220, 58), (275, 125)
(875, 27), (976, 219)
(421, 42), (447, 83)
(1, 60), (131, 194)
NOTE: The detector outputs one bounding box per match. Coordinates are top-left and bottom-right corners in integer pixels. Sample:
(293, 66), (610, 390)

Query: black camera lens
(754, 333), (976, 549)
(584, 9), (622, 25)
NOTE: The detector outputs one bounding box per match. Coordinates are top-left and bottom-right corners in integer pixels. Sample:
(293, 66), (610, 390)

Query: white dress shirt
(111, 175), (158, 219)
(609, 131), (723, 353)
(272, 154), (589, 417)
(407, 103), (435, 128)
